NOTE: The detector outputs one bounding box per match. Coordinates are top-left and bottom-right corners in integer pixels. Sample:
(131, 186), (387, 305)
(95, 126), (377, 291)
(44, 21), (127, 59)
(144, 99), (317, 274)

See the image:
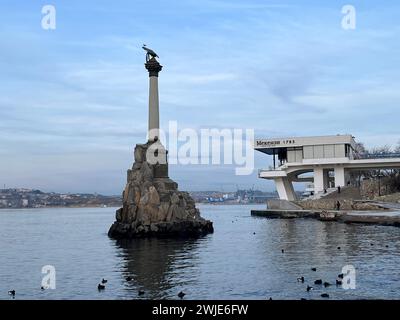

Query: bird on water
(311, 267), (317, 272)
(98, 284), (105, 291)
(101, 278), (107, 284)
(8, 290), (15, 297)
(178, 291), (186, 299)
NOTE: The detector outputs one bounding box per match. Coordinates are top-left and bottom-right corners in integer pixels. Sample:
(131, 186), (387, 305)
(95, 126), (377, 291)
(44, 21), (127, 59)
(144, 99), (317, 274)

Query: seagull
(98, 284), (105, 291)
(178, 291), (186, 299)
(142, 45), (159, 59)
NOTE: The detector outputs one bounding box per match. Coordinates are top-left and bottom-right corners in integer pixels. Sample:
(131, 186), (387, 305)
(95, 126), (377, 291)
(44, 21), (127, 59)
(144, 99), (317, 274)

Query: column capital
(145, 57), (163, 77)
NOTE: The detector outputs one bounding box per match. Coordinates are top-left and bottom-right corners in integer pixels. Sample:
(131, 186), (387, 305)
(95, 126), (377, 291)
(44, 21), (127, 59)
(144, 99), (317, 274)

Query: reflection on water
(116, 238), (201, 299)
(0, 205), (400, 300)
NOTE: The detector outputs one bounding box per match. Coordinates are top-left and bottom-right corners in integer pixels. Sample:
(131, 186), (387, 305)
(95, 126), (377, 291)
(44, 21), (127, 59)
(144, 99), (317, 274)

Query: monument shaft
(148, 76), (159, 141)
(145, 57), (162, 141)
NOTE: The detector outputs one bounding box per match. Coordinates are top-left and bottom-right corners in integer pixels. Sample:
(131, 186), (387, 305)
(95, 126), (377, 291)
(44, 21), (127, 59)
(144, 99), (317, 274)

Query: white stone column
(145, 57), (163, 141)
(334, 166), (346, 187)
(275, 177), (297, 201)
(148, 76), (160, 140)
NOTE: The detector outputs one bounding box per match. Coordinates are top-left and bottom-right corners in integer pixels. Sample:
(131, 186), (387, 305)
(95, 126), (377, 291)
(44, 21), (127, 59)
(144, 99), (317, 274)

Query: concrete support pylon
(314, 167), (327, 193)
(334, 166), (346, 187)
(275, 177), (297, 201)
(323, 169), (330, 189)
(145, 57), (163, 141)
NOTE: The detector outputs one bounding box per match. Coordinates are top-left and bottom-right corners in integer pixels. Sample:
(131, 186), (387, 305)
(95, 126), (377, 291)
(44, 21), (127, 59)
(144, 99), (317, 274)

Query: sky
(1, 0), (400, 194)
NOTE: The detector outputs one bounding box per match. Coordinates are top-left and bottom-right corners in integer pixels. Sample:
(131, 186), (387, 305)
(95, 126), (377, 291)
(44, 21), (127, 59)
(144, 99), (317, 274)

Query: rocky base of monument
(108, 141), (214, 239)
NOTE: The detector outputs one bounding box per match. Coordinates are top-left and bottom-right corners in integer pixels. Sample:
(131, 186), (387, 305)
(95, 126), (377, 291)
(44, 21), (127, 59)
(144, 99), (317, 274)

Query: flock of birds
(294, 268), (345, 299)
(96, 277), (186, 299)
(271, 244), (352, 299)
(7, 277), (186, 300)
(6, 229), (388, 300)
(5, 262), (347, 301)
(277, 241), (385, 300)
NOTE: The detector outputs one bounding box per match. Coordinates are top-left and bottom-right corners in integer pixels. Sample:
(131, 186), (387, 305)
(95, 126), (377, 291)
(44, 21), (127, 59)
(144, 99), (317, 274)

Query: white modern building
(255, 135), (400, 201)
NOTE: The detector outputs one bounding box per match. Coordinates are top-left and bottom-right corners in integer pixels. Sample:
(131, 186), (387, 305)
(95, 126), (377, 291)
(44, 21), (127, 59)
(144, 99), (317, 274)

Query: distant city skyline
(1, 0), (400, 194)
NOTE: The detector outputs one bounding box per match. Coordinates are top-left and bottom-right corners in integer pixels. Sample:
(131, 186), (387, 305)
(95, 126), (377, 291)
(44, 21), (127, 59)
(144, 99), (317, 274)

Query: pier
(251, 207), (400, 227)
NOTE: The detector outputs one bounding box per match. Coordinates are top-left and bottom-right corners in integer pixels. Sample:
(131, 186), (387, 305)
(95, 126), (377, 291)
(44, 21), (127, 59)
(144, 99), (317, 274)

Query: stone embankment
(295, 199), (387, 211)
(257, 197), (400, 227)
(251, 208), (400, 227)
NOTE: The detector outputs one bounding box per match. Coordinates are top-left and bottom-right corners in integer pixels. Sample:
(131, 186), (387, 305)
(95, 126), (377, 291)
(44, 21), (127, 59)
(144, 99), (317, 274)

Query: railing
(356, 153), (400, 160)
(258, 167), (282, 174)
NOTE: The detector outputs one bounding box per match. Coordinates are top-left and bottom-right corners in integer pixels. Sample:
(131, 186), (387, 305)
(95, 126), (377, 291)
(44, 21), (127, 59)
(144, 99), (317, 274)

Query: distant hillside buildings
(0, 189), (122, 209)
(0, 188), (277, 209)
(190, 189), (277, 204)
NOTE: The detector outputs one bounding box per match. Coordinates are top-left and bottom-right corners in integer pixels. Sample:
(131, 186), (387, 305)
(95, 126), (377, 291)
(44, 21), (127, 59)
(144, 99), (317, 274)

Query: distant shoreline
(0, 205), (121, 210)
(1, 188), (275, 209)
(0, 202), (269, 210)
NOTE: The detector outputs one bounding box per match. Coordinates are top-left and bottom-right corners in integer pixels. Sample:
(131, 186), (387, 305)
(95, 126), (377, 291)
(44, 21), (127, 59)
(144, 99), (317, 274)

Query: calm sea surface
(1, 204), (400, 300)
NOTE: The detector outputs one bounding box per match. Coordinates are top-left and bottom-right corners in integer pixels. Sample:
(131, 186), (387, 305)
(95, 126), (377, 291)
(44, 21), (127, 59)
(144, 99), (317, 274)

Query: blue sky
(1, 0), (400, 194)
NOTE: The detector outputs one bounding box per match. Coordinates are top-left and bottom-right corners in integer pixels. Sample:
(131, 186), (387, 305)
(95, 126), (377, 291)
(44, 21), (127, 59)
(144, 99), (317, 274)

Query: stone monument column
(145, 57), (162, 141)
(107, 46), (213, 239)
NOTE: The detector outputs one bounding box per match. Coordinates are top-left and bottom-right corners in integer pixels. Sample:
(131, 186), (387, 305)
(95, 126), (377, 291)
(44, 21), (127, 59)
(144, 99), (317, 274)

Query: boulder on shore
(108, 140), (214, 239)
